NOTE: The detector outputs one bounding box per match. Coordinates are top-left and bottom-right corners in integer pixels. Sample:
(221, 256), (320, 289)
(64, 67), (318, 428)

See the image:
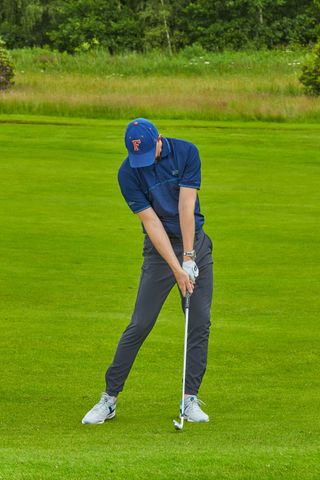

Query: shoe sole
(186, 417), (209, 423)
(82, 410), (116, 425)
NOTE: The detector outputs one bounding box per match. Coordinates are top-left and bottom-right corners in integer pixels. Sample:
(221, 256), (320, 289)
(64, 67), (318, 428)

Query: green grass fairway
(0, 116), (319, 479)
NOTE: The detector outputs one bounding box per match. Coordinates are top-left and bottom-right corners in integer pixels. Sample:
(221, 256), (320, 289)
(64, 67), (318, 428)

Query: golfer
(82, 118), (214, 424)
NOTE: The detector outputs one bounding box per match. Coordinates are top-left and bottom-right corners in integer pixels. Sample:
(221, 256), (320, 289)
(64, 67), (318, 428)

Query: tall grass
(11, 47), (307, 77)
(1, 48), (319, 122)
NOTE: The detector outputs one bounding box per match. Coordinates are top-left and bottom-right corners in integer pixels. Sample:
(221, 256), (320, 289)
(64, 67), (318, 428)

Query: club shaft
(180, 292), (190, 422)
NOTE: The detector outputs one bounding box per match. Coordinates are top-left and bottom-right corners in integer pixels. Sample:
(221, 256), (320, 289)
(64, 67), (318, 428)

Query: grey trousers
(105, 229), (214, 397)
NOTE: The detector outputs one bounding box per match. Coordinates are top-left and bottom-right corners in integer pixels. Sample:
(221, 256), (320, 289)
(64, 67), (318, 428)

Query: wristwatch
(183, 249), (196, 260)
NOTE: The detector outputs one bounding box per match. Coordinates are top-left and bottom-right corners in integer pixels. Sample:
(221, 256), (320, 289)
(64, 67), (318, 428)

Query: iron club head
(173, 419), (184, 430)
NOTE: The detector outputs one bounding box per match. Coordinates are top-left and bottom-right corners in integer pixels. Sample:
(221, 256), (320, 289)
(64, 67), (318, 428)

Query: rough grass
(10, 48), (307, 76)
(1, 48), (320, 121)
(0, 116), (319, 479)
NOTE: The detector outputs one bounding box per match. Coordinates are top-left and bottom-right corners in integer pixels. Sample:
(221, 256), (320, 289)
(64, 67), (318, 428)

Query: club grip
(185, 292), (190, 309)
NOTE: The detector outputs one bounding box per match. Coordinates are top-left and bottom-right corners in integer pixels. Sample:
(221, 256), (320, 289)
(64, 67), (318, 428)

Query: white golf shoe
(183, 396), (209, 422)
(82, 392), (116, 424)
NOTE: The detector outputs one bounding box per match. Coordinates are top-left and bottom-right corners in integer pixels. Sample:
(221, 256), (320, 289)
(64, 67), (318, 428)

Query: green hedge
(300, 41), (320, 95)
(0, 38), (14, 90)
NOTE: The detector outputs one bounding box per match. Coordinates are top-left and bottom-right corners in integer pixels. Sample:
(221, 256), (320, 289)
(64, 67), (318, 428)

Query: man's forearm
(179, 191), (196, 260)
(137, 206), (194, 296)
(179, 207), (195, 254)
(142, 215), (181, 275)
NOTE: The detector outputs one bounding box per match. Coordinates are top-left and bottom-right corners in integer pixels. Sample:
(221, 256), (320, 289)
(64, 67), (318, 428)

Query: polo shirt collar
(160, 137), (171, 159)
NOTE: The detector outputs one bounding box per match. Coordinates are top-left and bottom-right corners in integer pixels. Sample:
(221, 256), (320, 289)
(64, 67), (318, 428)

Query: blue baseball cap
(125, 118), (159, 168)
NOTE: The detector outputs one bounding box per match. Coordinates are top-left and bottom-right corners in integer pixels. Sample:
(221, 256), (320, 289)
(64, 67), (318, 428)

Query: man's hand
(174, 267), (194, 297)
(182, 260), (199, 283)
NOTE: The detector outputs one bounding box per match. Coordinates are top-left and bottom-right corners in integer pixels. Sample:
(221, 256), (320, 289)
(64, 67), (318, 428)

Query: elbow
(142, 216), (161, 233)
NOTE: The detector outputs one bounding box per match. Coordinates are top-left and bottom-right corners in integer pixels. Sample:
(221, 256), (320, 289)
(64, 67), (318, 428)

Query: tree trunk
(159, 0), (172, 56)
(258, 4), (263, 25)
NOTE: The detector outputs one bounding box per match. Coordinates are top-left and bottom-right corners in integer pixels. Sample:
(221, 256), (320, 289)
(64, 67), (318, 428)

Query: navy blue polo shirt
(118, 137), (205, 237)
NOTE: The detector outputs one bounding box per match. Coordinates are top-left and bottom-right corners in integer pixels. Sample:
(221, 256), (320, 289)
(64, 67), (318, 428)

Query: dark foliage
(300, 40), (320, 94)
(0, 0), (319, 53)
(0, 37), (14, 90)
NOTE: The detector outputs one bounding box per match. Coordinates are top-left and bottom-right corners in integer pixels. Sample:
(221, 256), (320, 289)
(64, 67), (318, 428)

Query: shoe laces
(185, 396), (206, 412)
(94, 392), (115, 410)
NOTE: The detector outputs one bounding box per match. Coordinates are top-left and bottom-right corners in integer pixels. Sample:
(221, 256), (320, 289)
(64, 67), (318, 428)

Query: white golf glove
(182, 260), (199, 283)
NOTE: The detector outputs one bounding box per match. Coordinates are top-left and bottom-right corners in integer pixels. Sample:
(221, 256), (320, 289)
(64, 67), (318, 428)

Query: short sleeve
(118, 167), (151, 214)
(178, 144), (201, 190)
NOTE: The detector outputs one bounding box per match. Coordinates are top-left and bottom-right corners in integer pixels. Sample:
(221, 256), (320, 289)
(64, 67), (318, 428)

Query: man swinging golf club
(82, 118), (214, 425)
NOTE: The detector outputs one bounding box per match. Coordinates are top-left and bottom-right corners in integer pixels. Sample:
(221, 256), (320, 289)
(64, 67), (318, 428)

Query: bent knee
(125, 320), (153, 340)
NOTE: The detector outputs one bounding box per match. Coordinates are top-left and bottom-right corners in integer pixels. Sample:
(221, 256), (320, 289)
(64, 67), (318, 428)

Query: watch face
(184, 250), (196, 259)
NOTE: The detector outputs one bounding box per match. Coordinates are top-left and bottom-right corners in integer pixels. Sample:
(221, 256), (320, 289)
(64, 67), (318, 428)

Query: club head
(173, 419), (183, 430)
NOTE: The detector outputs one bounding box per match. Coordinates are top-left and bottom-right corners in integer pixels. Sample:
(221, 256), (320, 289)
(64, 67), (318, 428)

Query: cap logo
(132, 139), (141, 151)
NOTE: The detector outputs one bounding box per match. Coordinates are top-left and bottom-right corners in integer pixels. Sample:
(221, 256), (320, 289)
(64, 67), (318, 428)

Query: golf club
(173, 290), (191, 431)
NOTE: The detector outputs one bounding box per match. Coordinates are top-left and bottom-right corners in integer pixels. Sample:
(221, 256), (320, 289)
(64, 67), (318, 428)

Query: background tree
(0, 36), (15, 90)
(0, 0), (44, 47)
(46, 0), (143, 53)
(300, 39), (320, 94)
(0, 0), (319, 52)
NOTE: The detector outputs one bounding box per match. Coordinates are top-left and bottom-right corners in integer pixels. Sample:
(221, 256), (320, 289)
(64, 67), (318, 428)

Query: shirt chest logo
(171, 169), (179, 176)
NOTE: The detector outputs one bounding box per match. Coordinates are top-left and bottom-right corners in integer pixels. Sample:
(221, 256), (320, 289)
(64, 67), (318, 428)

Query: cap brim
(128, 147), (156, 168)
